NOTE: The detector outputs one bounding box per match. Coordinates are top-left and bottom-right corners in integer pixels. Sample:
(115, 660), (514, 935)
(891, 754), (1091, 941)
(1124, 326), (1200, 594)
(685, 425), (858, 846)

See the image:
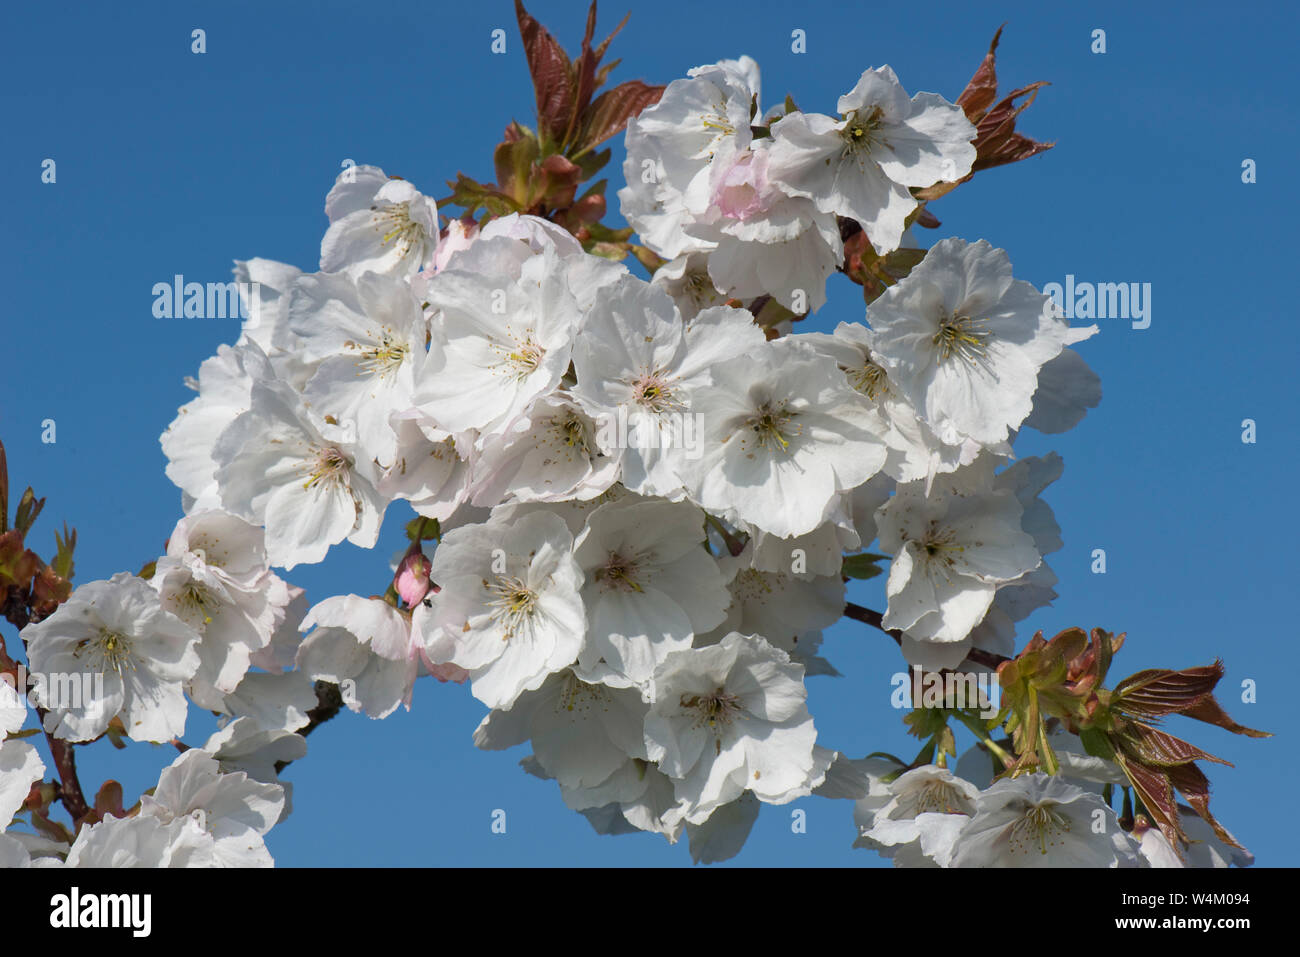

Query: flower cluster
(851, 730), (1253, 869)
(1, 4), (1262, 868)
(2, 726), (291, 868)
(620, 58), (978, 312)
(156, 52), (1093, 859)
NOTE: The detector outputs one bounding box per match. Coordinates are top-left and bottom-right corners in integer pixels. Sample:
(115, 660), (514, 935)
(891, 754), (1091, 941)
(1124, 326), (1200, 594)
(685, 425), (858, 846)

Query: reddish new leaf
(0, 531), (40, 588)
(1119, 724), (1231, 769)
(515, 0), (577, 145)
(1167, 762), (1242, 849)
(970, 81), (1055, 174)
(1042, 627), (1089, 670)
(31, 808), (73, 846)
(535, 153), (583, 209)
(1113, 661), (1226, 718)
(13, 488), (44, 537)
(593, 56), (623, 92)
(562, 180), (608, 228)
(29, 564), (71, 622)
(1116, 753), (1184, 858)
(579, 80), (665, 155)
(1092, 627), (1120, 687)
(440, 172), (518, 218)
(572, 0), (602, 117)
(840, 230), (885, 298)
(915, 30), (1053, 201)
(570, 2), (630, 144)
(1181, 694), (1270, 738)
(957, 24), (1005, 122)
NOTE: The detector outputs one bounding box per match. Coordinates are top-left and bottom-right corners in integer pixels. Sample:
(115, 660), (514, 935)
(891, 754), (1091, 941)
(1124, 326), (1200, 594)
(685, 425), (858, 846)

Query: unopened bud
(395, 549), (433, 606)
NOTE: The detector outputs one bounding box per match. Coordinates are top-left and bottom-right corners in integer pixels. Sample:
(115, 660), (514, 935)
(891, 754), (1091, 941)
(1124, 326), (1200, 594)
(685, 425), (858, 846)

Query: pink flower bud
(395, 551), (433, 606)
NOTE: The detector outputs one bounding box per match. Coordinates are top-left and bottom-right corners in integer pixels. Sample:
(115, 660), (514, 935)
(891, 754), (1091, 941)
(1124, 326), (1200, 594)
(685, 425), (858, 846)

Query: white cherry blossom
(473, 669), (649, 792)
(414, 240), (582, 438)
(645, 632), (820, 823)
(767, 66), (975, 254)
(23, 573), (200, 743)
(152, 510), (293, 710)
(877, 466), (1040, 646)
(288, 270), (430, 464)
(320, 164), (439, 278)
(572, 497), (729, 686)
(297, 595), (448, 719)
(679, 338), (888, 538)
(425, 510), (585, 709)
(950, 773), (1135, 868)
(139, 749), (285, 868)
(0, 684), (44, 831)
(864, 238), (1096, 447)
(213, 379), (389, 570)
(855, 765), (980, 867)
(571, 276), (764, 496)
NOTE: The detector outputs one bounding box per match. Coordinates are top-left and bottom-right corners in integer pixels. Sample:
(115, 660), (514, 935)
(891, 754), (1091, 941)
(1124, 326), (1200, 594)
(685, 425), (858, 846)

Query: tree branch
(41, 730), (90, 823)
(843, 601), (1009, 670)
(275, 681), (344, 774)
(844, 601), (900, 645)
(299, 680), (344, 738)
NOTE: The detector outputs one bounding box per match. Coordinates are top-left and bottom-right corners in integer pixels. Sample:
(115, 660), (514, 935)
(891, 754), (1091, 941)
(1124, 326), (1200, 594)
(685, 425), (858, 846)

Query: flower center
(744, 401), (799, 453)
(373, 202), (425, 258)
(187, 535), (228, 569)
(496, 332), (545, 380)
(684, 271), (720, 309)
(847, 357), (890, 399)
(557, 671), (612, 713)
(485, 575), (540, 640)
(682, 687), (744, 753)
(1005, 802), (1073, 857)
(428, 437), (456, 461)
(302, 446), (351, 491)
(74, 628), (135, 675)
(175, 581), (219, 629)
(933, 313), (991, 366)
(630, 369), (683, 414)
(549, 409), (593, 456)
(732, 567), (781, 600)
(594, 552), (646, 593)
(841, 106), (885, 157)
(895, 779), (970, 819)
(699, 96), (737, 159)
(353, 330), (409, 378)
(920, 522), (965, 574)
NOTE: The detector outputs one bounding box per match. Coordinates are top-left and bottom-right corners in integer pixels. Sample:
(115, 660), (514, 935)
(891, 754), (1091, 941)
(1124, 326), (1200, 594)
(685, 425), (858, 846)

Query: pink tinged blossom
(432, 219), (480, 272)
(711, 150), (773, 222)
(427, 661), (470, 684)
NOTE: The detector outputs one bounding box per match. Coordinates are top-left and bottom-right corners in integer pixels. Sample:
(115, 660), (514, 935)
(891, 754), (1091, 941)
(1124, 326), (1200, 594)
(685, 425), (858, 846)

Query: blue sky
(2, 0), (1296, 866)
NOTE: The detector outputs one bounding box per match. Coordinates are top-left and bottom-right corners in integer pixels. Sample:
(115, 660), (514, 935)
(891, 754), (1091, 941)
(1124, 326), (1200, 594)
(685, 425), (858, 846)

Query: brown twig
(843, 600), (1009, 670)
(274, 681), (345, 774)
(843, 601), (900, 645)
(299, 680), (344, 739)
(41, 729), (90, 824)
